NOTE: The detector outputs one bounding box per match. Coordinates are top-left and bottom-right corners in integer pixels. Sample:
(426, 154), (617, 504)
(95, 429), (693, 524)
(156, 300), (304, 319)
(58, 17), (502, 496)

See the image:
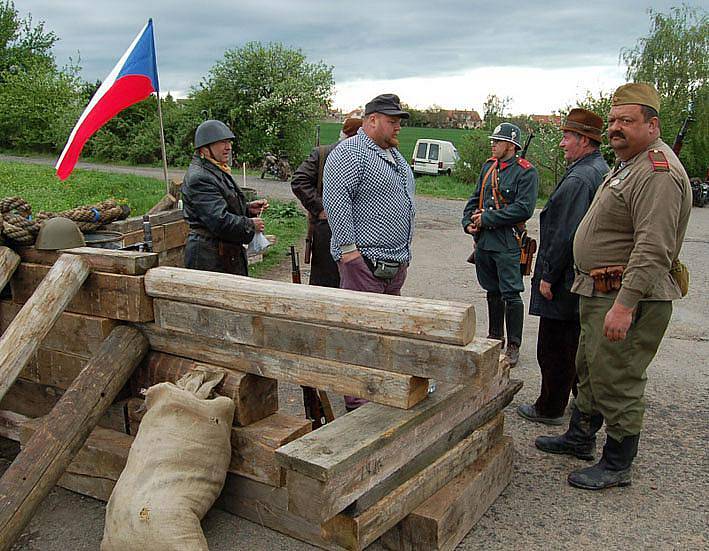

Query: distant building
(443, 109), (483, 129)
(345, 107), (365, 120)
(530, 114), (562, 125)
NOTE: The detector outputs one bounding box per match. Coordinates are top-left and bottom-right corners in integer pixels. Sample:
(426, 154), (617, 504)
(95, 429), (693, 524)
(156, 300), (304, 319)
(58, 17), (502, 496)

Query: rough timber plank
(154, 299), (498, 384)
(229, 413), (311, 486)
(101, 210), (184, 233)
(20, 348), (86, 389)
(0, 325), (148, 550)
(144, 267), (475, 345)
(0, 248), (20, 293)
(140, 324), (429, 409)
(10, 263), (153, 322)
(0, 255), (90, 403)
(151, 219), (188, 253)
(216, 474), (345, 551)
(380, 438), (514, 551)
(1, 300), (118, 358)
(277, 357), (508, 524)
(156, 245), (185, 267)
(0, 410), (28, 441)
(19, 421), (134, 502)
(131, 350), (278, 426)
(321, 415), (504, 550)
(16, 247), (158, 275)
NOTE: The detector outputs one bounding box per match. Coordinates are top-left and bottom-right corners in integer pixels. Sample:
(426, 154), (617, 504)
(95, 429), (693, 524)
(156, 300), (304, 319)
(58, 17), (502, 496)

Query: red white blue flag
(56, 19), (159, 180)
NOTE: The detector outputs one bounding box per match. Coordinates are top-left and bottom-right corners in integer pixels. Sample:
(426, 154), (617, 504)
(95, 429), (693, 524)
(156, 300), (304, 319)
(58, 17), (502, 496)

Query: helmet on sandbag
(194, 120), (235, 149)
(35, 217), (85, 250)
(489, 122), (523, 149)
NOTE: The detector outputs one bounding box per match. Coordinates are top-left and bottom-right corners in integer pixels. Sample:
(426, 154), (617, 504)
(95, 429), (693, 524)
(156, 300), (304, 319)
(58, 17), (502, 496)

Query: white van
(411, 139), (460, 176)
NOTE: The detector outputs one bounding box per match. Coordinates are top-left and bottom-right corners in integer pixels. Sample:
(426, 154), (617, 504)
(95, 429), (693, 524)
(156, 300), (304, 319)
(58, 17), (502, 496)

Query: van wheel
(446, 169), (452, 176)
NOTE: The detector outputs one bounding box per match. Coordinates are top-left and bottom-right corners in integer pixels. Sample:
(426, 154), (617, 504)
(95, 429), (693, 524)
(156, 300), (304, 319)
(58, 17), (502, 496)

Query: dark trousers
(534, 316), (580, 417)
(309, 219), (339, 288)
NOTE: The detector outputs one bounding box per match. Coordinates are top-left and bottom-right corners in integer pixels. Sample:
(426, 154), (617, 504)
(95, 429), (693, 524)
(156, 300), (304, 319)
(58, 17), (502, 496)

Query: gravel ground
(1, 159), (707, 550)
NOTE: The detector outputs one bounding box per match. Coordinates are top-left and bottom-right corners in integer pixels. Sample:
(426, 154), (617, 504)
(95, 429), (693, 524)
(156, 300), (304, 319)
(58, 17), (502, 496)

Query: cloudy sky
(19, 0), (680, 114)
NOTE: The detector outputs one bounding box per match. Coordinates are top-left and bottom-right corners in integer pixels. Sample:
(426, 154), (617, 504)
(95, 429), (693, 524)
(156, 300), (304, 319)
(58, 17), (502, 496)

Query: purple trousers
(338, 256), (408, 409)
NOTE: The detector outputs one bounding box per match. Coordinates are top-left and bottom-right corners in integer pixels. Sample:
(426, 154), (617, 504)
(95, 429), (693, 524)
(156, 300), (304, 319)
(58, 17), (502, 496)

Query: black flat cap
(364, 93), (410, 118)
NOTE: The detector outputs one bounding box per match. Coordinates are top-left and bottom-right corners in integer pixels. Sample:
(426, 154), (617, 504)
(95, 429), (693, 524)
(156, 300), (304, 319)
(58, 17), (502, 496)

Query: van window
(452, 148), (460, 161)
(416, 142), (427, 159)
(428, 143), (439, 161)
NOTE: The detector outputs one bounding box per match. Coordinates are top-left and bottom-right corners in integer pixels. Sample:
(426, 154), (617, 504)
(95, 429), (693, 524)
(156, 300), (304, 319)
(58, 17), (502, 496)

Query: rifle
(288, 245), (334, 429)
(520, 130), (535, 159)
(672, 111), (694, 157)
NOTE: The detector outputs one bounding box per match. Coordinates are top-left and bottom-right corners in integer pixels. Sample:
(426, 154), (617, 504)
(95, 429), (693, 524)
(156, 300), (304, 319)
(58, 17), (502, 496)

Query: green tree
(621, 4), (708, 177)
(0, 1), (57, 78)
(482, 94), (511, 131)
(191, 42), (334, 166)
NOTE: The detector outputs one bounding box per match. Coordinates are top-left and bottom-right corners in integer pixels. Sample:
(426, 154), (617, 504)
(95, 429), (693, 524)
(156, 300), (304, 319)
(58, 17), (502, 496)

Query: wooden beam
(0, 254), (90, 403)
(156, 245), (185, 267)
(100, 209), (184, 233)
(0, 248), (20, 294)
(229, 413), (311, 486)
(10, 262), (153, 322)
(146, 193), (177, 215)
(276, 366), (509, 524)
(321, 415), (504, 550)
(0, 325), (148, 550)
(144, 267), (475, 345)
(151, 219), (188, 253)
(15, 247), (158, 275)
(140, 324), (429, 409)
(0, 410), (28, 441)
(216, 474), (346, 551)
(154, 299), (498, 384)
(131, 351), (278, 426)
(1, 300), (119, 358)
(380, 438), (514, 551)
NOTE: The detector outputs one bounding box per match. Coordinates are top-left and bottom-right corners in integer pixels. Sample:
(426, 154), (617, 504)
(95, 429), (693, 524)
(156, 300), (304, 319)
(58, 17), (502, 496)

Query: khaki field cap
(561, 108), (604, 143)
(611, 83), (661, 113)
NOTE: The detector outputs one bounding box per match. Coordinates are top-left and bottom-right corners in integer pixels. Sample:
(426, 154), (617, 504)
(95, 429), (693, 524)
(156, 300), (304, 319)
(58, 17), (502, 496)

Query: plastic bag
(247, 231), (270, 254)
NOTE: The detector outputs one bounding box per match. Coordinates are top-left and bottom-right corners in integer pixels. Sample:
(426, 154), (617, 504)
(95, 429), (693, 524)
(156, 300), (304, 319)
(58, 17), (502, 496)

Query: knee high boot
(486, 292), (505, 346)
(568, 434), (639, 490)
(535, 404), (604, 460)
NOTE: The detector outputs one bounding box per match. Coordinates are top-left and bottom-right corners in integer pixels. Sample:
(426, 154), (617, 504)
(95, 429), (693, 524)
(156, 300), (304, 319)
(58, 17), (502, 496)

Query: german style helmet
(489, 122), (522, 149)
(35, 217), (85, 250)
(194, 120), (235, 149)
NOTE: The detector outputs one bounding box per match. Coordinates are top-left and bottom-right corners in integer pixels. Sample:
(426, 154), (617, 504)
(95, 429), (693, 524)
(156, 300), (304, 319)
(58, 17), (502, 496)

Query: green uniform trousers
(575, 296), (672, 441)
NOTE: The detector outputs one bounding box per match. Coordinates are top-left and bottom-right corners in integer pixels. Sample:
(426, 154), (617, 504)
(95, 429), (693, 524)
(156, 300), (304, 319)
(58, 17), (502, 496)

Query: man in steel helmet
(462, 122), (538, 367)
(182, 120), (268, 275)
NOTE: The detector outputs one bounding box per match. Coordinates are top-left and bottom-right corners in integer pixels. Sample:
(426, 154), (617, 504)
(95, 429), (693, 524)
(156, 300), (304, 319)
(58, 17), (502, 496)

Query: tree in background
(191, 42), (334, 166)
(0, 1), (56, 78)
(621, 4), (708, 177)
(482, 94), (511, 131)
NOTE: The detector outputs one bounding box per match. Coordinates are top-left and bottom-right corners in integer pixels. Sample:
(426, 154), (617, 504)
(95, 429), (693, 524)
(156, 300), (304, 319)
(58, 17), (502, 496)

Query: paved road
(2, 157), (707, 550)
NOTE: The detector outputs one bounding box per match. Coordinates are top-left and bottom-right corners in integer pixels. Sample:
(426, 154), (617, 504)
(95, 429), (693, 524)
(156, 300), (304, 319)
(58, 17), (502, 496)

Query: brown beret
(341, 117), (363, 137)
(561, 108), (604, 143)
(611, 83), (660, 113)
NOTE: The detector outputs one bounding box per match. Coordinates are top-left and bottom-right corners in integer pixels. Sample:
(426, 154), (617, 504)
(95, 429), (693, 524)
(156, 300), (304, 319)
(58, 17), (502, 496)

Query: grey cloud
(19, 0), (679, 92)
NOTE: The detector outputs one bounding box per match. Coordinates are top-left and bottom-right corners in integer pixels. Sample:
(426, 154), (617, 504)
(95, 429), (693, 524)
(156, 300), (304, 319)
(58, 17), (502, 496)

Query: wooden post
(0, 248), (20, 292)
(0, 325), (148, 551)
(0, 254), (90, 403)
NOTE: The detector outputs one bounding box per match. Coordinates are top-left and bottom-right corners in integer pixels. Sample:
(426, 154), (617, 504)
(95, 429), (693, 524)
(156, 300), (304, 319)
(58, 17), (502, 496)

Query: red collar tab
(499, 161), (509, 170)
(517, 158), (533, 170)
(648, 150), (669, 172)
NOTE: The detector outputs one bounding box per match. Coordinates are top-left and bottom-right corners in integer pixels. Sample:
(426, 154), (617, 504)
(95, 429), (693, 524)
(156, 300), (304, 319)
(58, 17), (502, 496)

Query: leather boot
(486, 292), (505, 346)
(568, 434), (639, 490)
(535, 405), (603, 460)
(504, 343), (520, 367)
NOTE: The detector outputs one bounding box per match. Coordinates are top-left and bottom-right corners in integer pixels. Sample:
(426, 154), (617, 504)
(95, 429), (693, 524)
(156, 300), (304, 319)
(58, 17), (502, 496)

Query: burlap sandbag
(101, 371), (235, 551)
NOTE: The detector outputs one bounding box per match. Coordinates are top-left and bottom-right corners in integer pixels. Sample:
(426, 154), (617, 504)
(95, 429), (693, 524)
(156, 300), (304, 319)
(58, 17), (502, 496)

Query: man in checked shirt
(323, 93), (415, 410)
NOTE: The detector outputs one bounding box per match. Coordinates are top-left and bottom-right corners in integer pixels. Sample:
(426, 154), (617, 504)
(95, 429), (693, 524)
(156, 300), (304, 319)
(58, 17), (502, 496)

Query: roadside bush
(452, 130), (490, 185)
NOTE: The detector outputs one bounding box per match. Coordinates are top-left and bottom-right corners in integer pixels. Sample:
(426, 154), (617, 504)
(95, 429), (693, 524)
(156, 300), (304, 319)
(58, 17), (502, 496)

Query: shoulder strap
(316, 145), (329, 196)
(479, 160), (498, 211)
(648, 149), (670, 172)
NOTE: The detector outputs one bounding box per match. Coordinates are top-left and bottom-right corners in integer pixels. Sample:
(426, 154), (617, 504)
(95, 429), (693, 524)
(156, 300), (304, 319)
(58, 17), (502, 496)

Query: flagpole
(156, 93), (170, 194)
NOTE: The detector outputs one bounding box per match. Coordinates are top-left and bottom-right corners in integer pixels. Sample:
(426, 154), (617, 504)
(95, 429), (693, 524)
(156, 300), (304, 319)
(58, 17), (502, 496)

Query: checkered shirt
(322, 128), (416, 263)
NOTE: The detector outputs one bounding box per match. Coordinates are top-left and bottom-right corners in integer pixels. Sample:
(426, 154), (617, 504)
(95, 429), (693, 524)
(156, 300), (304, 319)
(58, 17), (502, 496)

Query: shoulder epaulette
(517, 158), (533, 170)
(648, 149), (669, 172)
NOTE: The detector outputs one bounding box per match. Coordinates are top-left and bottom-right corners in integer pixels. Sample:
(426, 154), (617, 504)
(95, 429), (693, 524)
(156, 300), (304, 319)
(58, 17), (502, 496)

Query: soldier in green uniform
(462, 123), (538, 366)
(536, 83), (692, 490)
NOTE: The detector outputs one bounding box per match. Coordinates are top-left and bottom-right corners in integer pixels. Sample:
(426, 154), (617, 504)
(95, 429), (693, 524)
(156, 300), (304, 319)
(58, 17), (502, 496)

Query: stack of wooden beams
(0, 256), (520, 550)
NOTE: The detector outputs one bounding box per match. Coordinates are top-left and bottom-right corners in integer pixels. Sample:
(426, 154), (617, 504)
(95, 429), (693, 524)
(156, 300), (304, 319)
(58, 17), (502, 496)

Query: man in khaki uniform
(535, 83), (692, 490)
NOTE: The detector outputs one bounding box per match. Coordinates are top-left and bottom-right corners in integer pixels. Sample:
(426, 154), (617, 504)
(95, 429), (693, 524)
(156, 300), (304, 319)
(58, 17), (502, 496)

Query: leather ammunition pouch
(670, 258), (689, 297)
(590, 265), (625, 293)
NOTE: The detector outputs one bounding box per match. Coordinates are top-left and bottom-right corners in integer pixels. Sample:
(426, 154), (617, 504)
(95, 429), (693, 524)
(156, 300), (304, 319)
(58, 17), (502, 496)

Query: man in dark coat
(182, 120), (267, 275)
(517, 109), (608, 425)
(291, 117), (362, 287)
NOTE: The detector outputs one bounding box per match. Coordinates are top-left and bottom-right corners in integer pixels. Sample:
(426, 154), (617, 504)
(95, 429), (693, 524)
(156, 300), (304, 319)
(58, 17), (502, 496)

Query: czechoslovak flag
(56, 19), (159, 180)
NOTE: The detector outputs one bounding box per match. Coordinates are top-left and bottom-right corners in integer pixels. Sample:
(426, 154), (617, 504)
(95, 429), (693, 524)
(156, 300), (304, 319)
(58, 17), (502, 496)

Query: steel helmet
(35, 217), (85, 250)
(489, 122), (523, 149)
(194, 120), (235, 149)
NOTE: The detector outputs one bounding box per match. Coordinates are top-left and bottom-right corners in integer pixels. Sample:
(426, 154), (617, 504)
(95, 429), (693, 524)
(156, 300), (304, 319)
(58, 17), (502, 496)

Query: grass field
(0, 160), (305, 278)
(317, 122), (470, 161)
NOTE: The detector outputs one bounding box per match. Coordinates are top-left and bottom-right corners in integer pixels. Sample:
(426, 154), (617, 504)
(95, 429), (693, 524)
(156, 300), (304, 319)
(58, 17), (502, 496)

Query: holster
(590, 265), (625, 293)
(514, 226), (536, 276)
(670, 258), (689, 297)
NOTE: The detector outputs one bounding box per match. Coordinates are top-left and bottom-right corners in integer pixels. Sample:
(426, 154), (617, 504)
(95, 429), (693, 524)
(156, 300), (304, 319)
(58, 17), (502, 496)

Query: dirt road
(2, 159), (707, 550)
